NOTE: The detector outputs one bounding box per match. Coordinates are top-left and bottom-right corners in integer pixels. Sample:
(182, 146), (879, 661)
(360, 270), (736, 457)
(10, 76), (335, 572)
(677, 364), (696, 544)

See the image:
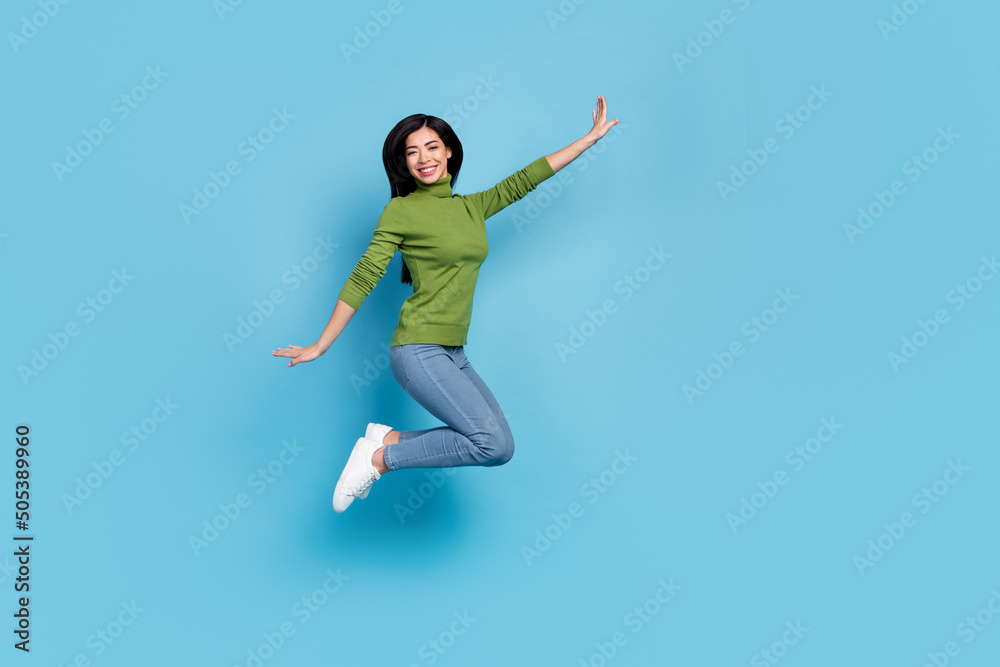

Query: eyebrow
(405, 140), (439, 151)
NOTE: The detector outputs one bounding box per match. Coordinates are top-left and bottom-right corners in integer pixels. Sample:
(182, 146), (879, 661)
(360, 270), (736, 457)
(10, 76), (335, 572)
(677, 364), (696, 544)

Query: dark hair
(382, 114), (463, 284)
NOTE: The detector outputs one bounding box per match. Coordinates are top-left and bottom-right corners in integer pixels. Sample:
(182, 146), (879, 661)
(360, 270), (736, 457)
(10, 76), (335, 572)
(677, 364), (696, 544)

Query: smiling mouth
(418, 165), (437, 175)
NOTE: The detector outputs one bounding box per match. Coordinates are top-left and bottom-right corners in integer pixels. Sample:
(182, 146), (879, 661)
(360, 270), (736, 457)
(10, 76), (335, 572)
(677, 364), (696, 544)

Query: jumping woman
(272, 95), (619, 512)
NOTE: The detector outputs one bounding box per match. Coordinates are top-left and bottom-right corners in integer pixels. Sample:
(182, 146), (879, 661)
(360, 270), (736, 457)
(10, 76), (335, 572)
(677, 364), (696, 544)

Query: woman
(272, 96), (619, 513)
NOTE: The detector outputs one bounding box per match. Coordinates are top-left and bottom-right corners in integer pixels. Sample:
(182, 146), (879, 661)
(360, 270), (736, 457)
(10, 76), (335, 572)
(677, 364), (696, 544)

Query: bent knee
(493, 438), (514, 466)
(484, 433), (514, 467)
(471, 428), (514, 467)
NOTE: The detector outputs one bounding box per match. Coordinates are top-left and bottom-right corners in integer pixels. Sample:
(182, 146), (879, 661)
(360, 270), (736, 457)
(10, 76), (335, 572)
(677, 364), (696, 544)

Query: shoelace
(347, 469), (379, 498)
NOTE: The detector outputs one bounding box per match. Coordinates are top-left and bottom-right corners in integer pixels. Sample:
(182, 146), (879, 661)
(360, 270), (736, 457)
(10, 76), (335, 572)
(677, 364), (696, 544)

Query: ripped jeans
(383, 344), (515, 471)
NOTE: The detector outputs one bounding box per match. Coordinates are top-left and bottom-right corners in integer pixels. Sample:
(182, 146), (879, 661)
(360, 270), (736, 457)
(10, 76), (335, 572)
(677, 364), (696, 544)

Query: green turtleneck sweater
(338, 156), (556, 346)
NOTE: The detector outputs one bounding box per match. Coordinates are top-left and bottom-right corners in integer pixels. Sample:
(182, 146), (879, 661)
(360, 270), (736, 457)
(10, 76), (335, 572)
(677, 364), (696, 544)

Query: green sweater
(338, 156), (556, 346)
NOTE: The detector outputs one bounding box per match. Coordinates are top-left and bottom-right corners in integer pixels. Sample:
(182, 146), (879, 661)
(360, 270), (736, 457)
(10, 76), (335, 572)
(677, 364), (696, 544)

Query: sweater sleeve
(464, 156), (556, 220)
(337, 199), (404, 310)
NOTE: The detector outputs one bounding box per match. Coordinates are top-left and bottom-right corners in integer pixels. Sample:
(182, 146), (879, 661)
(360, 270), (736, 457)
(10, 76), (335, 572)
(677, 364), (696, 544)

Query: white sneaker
(358, 423), (393, 499)
(332, 437), (381, 513)
(365, 422), (393, 445)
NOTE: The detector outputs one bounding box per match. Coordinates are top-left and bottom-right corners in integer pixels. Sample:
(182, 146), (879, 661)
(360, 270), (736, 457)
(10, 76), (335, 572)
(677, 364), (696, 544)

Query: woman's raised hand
(586, 95), (619, 143)
(272, 343), (323, 367)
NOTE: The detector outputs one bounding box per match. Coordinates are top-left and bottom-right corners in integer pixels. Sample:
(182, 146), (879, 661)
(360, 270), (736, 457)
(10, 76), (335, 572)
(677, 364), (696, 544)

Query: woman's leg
(451, 345), (515, 456)
(381, 343), (514, 471)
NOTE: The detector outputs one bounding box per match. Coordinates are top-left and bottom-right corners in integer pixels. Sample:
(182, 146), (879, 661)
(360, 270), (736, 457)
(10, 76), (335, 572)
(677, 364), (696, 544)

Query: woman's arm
(545, 95), (619, 173)
(316, 298), (357, 353)
(272, 298), (356, 367)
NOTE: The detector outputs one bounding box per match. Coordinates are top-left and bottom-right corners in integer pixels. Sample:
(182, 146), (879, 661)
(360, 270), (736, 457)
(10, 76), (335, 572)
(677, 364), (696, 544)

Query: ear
(447, 147), (453, 159)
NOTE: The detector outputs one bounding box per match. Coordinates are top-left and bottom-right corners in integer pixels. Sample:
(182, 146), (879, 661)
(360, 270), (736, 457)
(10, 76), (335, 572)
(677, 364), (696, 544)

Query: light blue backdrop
(3, 0), (998, 665)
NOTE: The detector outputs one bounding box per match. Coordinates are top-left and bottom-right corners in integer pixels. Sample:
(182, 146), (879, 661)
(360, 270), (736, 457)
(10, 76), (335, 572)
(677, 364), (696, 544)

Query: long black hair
(382, 114), (464, 285)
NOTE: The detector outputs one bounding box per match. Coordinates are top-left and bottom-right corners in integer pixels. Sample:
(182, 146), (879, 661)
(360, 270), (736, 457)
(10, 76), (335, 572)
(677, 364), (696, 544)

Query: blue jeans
(383, 344), (515, 471)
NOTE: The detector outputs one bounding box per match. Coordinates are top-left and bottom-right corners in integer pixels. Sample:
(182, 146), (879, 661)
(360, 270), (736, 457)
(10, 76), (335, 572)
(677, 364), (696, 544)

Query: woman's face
(404, 126), (452, 185)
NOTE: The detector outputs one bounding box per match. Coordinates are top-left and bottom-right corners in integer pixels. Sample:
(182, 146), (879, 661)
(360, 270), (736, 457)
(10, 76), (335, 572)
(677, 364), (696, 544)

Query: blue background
(3, 0), (999, 665)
